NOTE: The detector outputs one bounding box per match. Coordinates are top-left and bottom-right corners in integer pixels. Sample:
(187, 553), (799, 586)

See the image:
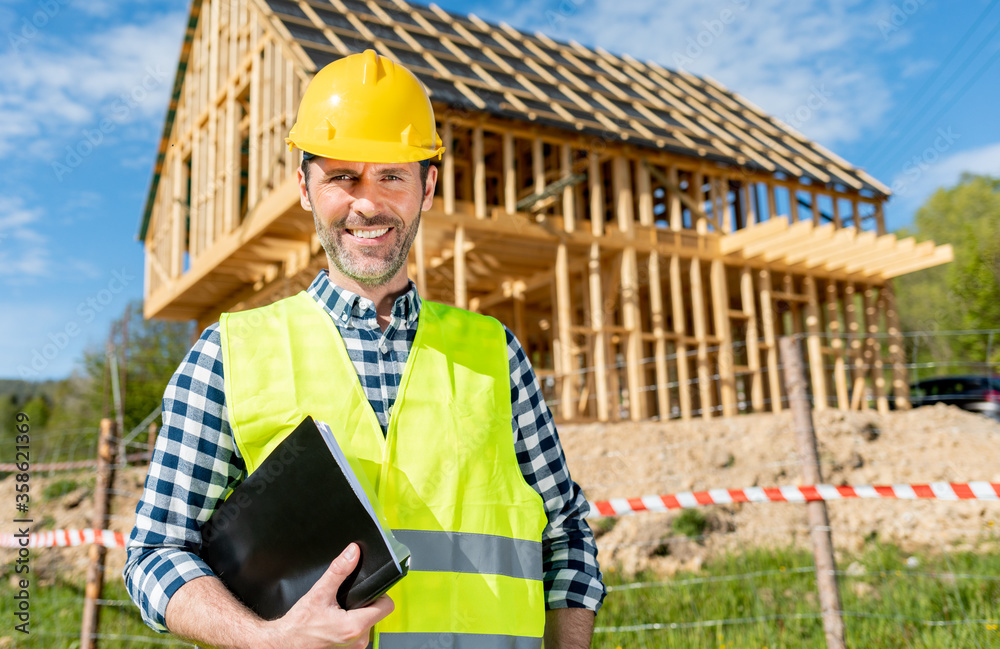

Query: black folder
(199, 416), (410, 620)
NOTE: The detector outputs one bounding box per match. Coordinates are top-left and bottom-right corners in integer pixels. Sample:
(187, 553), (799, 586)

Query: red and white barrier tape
(587, 482), (1000, 518)
(3, 483), (998, 547)
(0, 528), (126, 549)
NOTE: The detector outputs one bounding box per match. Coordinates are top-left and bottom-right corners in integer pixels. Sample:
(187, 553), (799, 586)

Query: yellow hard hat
(286, 49), (445, 163)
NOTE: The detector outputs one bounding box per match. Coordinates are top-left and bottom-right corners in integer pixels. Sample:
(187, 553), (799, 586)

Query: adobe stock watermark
(877, 0), (929, 39)
(782, 85), (832, 131)
(16, 268), (135, 380)
(891, 126), (960, 196)
(672, 0), (752, 71)
(6, 0), (71, 53)
(51, 64), (169, 182)
(543, 0), (586, 36)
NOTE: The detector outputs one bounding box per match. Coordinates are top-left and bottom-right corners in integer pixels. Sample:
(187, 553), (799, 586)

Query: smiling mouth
(347, 227), (391, 239)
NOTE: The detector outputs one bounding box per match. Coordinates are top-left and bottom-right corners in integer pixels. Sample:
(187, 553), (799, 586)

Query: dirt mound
(3, 405), (998, 583)
(558, 404), (1000, 576)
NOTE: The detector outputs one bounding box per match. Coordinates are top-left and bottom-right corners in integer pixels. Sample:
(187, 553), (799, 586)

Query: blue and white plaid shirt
(124, 270), (605, 631)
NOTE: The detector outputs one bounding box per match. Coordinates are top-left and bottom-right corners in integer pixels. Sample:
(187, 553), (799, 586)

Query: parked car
(910, 375), (1000, 421)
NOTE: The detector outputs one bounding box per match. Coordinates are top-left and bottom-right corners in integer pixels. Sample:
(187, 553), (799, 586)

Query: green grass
(0, 576), (191, 648)
(1, 544), (997, 648)
(594, 544), (1000, 649)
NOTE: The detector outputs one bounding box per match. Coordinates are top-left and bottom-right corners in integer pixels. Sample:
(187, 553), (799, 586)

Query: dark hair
(300, 156), (430, 191)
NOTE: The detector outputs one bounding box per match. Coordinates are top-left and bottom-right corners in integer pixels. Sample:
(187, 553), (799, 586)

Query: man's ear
(422, 164), (438, 212)
(297, 166), (312, 211)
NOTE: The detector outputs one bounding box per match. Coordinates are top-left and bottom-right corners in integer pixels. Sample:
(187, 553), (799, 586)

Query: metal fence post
(780, 336), (846, 649)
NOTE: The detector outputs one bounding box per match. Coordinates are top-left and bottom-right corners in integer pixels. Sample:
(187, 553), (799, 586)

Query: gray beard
(314, 209), (421, 288)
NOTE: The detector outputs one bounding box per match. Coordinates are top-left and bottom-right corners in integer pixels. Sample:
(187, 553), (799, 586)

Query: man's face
(298, 158), (437, 289)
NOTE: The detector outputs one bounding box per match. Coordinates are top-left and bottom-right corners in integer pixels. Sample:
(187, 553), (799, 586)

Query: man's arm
(544, 608), (596, 649)
(165, 544), (393, 649)
(505, 326), (605, 646)
(124, 324), (243, 631)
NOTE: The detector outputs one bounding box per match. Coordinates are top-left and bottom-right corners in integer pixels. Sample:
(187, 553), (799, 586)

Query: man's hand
(262, 543), (394, 649)
(165, 543), (393, 649)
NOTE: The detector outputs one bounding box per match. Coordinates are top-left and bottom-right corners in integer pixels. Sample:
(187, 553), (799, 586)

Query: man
(125, 50), (604, 649)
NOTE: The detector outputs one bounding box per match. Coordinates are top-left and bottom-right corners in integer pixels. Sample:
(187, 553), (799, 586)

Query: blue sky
(2, 0), (999, 381)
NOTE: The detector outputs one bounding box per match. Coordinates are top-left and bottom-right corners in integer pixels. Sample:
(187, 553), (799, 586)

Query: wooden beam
(556, 243), (574, 420)
(454, 225), (467, 308)
(415, 218), (427, 297)
(822, 280), (847, 411)
(443, 121), (455, 215)
(614, 157), (644, 421)
(589, 153), (604, 236)
(690, 257), (713, 418)
(844, 282), (866, 410)
(804, 275), (828, 411)
(865, 285), (888, 413)
(741, 265), (764, 411)
(670, 254), (692, 419)
(759, 269), (782, 412)
(712, 259), (736, 415)
(503, 131), (516, 215)
(560, 144), (577, 232)
(589, 242), (609, 421)
(645, 162), (709, 227)
(473, 126), (486, 219)
(883, 280), (910, 409)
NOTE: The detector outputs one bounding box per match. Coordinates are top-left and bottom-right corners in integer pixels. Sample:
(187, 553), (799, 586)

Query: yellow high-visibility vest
(219, 291), (547, 649)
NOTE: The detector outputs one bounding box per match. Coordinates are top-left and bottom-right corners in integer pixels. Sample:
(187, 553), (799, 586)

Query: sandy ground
(559, 404), (1000, 575)
(2, 404), (998, 584)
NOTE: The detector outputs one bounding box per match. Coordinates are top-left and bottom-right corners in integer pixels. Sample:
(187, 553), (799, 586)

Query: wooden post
(588, 153), (609, 421)
(473, 126), (486, 219)
(844, 282), (867, 410)
(146, 421), (159, 460)
(614, 157), (644, 421)
(589, 243), (609, 421)
(883, 281), (910, 409)
(826, 281), (849, 410)
(759, 269), (782, 412)
(556, 244), (574, 420)
(639, 161), (670, 419)
(415, 220), (427, 297)
(804, 276), (828, 411)
(671, 255), (692, 419)
(690, 258), (713, 418)
(741, 266), (764, 412)
(454, 225), (467, 309)
(711, 259), (736, 416)
(81, 418), (118, 649)
(503, 132), (516, 215)
(779, 337), (846, 649)
(868, 286), (889, 413)
(442, 121), (455, 215)
(561, 144), (575, 232)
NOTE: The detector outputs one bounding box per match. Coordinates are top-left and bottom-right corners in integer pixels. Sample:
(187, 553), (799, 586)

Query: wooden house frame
(139, 0), (952, 422)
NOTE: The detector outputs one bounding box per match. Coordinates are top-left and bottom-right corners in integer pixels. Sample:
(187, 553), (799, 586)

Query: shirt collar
(306, 270), (422, 325)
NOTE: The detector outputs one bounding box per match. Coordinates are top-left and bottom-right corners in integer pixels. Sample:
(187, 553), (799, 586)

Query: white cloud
(0, 9), (185, 158)
(886, 140), (1000, 222)
(488, 0), (897, 147)
(0, 196), (50, 281)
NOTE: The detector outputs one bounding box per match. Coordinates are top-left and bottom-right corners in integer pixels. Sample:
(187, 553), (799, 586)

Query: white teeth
(350, 227), (389, 239)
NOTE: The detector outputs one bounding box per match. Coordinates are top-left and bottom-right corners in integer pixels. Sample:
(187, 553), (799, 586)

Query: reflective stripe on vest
(219, 292), (547, 643)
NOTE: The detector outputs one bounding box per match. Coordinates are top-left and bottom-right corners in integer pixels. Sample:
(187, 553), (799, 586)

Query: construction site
(138, 0), (953, 422)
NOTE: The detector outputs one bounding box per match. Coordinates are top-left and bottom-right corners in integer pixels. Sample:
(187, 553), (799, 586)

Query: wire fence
(1, 332), (998, 647)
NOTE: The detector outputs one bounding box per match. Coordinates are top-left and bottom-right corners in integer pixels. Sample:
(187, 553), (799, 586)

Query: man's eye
(383, 175), (402, 181)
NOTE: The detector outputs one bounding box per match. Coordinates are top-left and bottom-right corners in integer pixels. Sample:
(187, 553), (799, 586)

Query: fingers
(347, 594), (395, 631)
(300, 543), (361, 607)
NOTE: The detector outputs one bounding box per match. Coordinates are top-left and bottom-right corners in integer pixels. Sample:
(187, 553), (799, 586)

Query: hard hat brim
(286, 137), (445, 165)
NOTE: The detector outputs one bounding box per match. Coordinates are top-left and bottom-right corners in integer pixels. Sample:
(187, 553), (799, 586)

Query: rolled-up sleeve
(505, 327), (606, 612)
(123, 324), (245, 631)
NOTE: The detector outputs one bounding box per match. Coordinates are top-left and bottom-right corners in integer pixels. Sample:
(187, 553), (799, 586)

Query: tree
(895, 173), (1000, 373)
